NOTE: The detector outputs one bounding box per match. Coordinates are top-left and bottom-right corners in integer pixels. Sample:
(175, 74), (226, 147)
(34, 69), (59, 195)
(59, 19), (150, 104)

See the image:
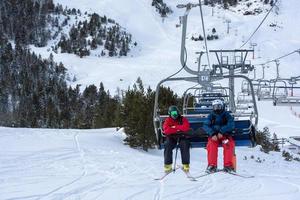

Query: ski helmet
(168, 105), (180, 119)
(212, 99), (224, 113)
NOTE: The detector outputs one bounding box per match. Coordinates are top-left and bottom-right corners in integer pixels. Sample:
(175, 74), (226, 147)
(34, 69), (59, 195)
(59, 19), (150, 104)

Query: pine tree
(212, 28), (216, 34)
(121, 79), (180, 150)
(272, 133), (280, 152)
(94, 82), (107, 128)
(256, 127), (279, 153)
(91, 38), (97, 50)
(122, 78), (148, 149)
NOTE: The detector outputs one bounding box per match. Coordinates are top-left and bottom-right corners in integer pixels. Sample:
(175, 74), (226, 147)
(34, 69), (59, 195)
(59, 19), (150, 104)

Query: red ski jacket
(163, 116), (190, 135)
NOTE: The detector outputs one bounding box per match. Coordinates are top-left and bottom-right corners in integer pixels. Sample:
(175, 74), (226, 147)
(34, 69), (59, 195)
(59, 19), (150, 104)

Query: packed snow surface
(5, 0), (300, 199)
(0, 127), (300, 200)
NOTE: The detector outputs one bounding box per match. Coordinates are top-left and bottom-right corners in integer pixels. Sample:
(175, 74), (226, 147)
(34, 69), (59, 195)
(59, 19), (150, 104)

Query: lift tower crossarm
(209, 49), (254, 112)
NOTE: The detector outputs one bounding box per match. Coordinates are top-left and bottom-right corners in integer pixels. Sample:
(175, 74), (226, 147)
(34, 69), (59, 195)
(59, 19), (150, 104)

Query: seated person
(163, 105), (191, 173)
(203, 99), (235, 173)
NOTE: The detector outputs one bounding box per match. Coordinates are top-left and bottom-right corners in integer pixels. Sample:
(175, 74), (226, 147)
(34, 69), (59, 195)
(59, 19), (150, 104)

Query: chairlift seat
(274, 96), (300, 106)
(157, 114), (256, 149)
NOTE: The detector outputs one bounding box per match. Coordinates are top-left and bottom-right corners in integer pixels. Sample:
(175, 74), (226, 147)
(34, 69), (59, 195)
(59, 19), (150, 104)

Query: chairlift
(235, 92), (255, 118)
(241, 80), (251, 95)
(182, 86), (230, 115)
(249, 80), (260, 95)
(271, 79), (288, 100)
(153, 3), (258, 149)
(236, 92), (254, 105)
(257, 79), (274, 101)
(273, 78), (300, 106)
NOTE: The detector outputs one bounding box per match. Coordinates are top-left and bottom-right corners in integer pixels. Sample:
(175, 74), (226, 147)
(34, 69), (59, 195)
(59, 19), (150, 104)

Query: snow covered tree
(151, 0), (173, 18)
(256, 127), (279, 153)
(56, 12), (134, 57)
(0, 0), (55, 46)
(212, 28), (216, 34)
(271, 133), (280, 152)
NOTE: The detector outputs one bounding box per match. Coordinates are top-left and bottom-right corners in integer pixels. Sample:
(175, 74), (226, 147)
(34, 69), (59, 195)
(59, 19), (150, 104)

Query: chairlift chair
(153, 76), (258, 149)
(257, 80), (274, 101)
(251, 80), (260, 95)
(153, 3), (258, 149)
(241, 80), (251, 95)
(273, 86), (300, 106)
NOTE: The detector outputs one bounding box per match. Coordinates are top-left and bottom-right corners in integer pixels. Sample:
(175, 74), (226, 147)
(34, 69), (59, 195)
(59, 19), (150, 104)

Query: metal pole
(275, 60), (280, 79)
(199, 0), (211, 69)
(197, 52), (205, 72)
(250, 43), (257, 59)
(173, 137), (180, 172)
(224, 74), (259, 127)
(229, 65), (235, 112)
(262, 65), (265, 79)
(226, 19), (231, 34)
(180, 10), (198, 75)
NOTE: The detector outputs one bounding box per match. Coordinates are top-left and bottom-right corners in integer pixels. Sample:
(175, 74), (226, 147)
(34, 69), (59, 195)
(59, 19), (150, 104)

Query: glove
(217, 133), (223, 139)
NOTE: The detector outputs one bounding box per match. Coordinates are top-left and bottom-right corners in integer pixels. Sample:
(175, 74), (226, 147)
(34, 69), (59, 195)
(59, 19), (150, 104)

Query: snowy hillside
(31, 0), (300, 136)
(1, 127), (300, 200)
(31, 0), (300, 92)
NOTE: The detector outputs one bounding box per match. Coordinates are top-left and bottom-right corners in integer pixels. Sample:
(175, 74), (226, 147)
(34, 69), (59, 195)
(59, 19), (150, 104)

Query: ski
(154, 171), (173, 181)
(183, 171), (197, 181)
(181, 169), (197, 181)
(176, 165), (197, 181)
(194, 169), (222, 179)
(221, 170), (254, 178)
(154, 166), (180, 181)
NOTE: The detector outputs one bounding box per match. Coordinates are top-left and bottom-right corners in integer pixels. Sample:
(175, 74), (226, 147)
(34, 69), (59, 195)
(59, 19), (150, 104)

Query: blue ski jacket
(203, 110), (235, 136)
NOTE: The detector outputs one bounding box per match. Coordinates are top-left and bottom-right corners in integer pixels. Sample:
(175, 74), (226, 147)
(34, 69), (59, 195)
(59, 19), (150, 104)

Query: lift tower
(210, 49), (254, 112)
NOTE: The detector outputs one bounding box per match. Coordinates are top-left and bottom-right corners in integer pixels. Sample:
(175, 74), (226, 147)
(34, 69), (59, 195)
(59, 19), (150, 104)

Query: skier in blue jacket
(203, 99), (235, 173)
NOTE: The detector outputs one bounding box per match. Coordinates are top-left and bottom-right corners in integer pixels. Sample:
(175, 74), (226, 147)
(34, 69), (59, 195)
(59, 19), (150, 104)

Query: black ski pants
(164, 137), (190, 165)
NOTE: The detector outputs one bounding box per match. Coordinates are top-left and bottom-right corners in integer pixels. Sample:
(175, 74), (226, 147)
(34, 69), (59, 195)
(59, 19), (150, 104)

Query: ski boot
(206, 165), (217, 173)
(182, 164), (190, 173)
(223, 166), (235, 173)
(164, 164), (172, 173)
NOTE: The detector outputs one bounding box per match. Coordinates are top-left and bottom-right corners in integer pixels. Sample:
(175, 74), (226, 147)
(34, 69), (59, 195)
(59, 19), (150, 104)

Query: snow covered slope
(42, 0), (300, 91)
(31, 0), (300, 138)
(1, 127), (300, 200)
(3, 1), (300, 199)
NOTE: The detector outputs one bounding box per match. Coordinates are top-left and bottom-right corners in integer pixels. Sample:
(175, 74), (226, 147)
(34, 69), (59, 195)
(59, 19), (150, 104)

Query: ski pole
(173, 137), (180, 173)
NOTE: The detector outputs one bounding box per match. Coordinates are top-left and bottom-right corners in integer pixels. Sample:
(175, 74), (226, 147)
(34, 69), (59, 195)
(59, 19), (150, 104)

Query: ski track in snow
(34, 133), (87, 200)
(1, 128), (300, 200)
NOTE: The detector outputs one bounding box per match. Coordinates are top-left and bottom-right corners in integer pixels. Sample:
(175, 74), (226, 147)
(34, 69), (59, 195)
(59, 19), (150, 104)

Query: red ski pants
(206, 135), (235, 167)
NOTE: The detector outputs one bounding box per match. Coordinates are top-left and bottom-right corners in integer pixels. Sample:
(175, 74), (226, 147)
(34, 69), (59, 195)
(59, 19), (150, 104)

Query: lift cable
(240, 0), (279, 49)
(198, 0), (211, 69)
(256, 48), (300, 66)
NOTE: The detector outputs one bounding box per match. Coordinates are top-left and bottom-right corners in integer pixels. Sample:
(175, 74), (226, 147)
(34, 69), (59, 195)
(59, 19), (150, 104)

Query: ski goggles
(213, 104), (223, 110)
(170, 110), (178, 118)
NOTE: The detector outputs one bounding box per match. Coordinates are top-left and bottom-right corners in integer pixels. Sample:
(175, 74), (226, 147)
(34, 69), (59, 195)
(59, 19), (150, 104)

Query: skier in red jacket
(163, 105), (191, 173)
